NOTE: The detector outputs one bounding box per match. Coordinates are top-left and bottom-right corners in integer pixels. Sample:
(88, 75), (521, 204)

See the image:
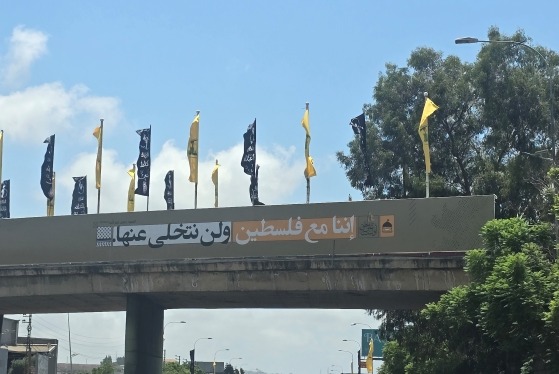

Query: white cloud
(0, 82), (122, 143)
(57, 140), (304, 214)
(1, 25), (48, 88)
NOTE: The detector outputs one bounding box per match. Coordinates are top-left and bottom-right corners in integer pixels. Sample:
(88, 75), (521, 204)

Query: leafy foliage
(376, 218), (559, 373)
(162, 361), (214, 374)
(8, 358), (27, 374)
(337, 27), (559, 221)
(92, 356), (114, 374)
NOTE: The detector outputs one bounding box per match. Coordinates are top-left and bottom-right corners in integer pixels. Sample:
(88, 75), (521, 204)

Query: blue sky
(2, 1), (559, 373)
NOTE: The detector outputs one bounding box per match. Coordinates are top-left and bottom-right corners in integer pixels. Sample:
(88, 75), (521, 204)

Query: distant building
(1, 317), (58, 374)
(197, 361), (224, 373)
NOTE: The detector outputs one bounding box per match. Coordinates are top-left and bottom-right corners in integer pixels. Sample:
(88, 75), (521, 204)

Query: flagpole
(127, 164), (136, 212)
(132, 164), (136, 212)
(426, 172), (430, 198)
(97, 119), (103, 214)
(194, 110), (200, 209)
(47, 172), (56, 216)
(305, 102), (310, 204)
(214, 159), (218, 208)
(424, 92), (430, 198)
(147, 124), (151, 211)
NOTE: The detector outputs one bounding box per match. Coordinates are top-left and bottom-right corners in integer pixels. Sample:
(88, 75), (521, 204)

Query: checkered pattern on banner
(96, 226), (113, 247)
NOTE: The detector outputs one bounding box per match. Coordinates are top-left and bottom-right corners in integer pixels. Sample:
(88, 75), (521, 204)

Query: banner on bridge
(1, 195), (495, 265)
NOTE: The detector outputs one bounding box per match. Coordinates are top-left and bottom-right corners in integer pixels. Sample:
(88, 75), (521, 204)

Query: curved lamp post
(213, 348), (229, 374)
(163, 321), (186, 363)
(351, 321), (375, 365)
(351, 322), (372, 329)
(343, 339), (361, 371)
(229, 357), (243, 367)
(343, 338), (361, 354)
(194, 337), (212, 351)
(338, 349), (354, 374)
(164, 320), (187, 331)
(193, 337), (212, 367)
(342, 339), (360, 348)
(455, 35), (557, 238)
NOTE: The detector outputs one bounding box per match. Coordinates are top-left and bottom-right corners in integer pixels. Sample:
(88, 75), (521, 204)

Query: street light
(164, 320), (187, 332)
(229, 357), (243, 367)
(193, 337), (212, 367)
(455, 35), (557, 241)
(194, 337), (212, 351)
(351, 322), (373, 329)
(163, 321), (186, 363)
(338, 349), (354, 374)
(343, 339), (361, 372)
(343, 339), (361, 353)
(213, 348), (229, 374)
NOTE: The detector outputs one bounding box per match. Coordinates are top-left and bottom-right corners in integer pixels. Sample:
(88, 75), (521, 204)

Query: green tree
(337, 27), (559, 221)
(376, 218), (559, 373)
(223, 363), (235, 374)
(163, 361), (187, 374)
(92, 356), (114, 374)
(162, 361), (206, 374)
(7, 358), (26, 374)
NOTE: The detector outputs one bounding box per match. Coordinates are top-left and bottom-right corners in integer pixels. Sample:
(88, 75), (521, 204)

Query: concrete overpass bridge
(0, 195), (494, 374)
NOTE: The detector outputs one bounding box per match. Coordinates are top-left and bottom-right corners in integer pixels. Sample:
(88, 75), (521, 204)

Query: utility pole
(22, 314), (33, 374)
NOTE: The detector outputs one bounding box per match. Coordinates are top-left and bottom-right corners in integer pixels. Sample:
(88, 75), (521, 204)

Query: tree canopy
(375, 218), (559, 373)
(337, 27), (559, 221)
(337, 26), (559, 373)
(92, 356), (115, 374)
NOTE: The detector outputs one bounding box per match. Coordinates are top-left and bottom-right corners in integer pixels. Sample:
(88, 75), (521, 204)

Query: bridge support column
(124, 295), (164, 374)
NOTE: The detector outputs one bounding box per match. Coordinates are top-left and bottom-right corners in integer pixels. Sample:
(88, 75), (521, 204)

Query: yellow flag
(366, 338), (373, 373)
(301, 108), (310, 136)
(211, 163), (220, 208)
(419, 97), (439, 129)
(211, 164), (219, 186)
(187, 114), (200, 183)
(418, 98), (439, 173)
(0, 130), (3, 183)
(47, 172), (55, 217)
(93, 125), (103, 189)
(301, 107), (317, 178)
(305, 156), (316, 178)
(127, 166), (135, 212)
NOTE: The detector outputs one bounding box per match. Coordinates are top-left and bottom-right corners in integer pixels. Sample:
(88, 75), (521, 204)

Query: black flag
(250, 165), (264, 205)
(189, 349), (195, 374)
(71, 176), (87, 215)
(350, 113), (367, 152)
(40, 135), (55, 198)
(164, 170), (174, 210)
(349, 113), (372, 187)
(135, 127), (151, 196)
(241, 119), (256, 175)
(0, 180), (10, 218)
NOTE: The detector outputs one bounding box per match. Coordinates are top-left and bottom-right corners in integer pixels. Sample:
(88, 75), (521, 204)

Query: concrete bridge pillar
(124, 295), (164, 374)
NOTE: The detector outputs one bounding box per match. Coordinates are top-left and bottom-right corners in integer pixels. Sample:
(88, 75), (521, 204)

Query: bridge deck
(0, 253), (467, 313)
